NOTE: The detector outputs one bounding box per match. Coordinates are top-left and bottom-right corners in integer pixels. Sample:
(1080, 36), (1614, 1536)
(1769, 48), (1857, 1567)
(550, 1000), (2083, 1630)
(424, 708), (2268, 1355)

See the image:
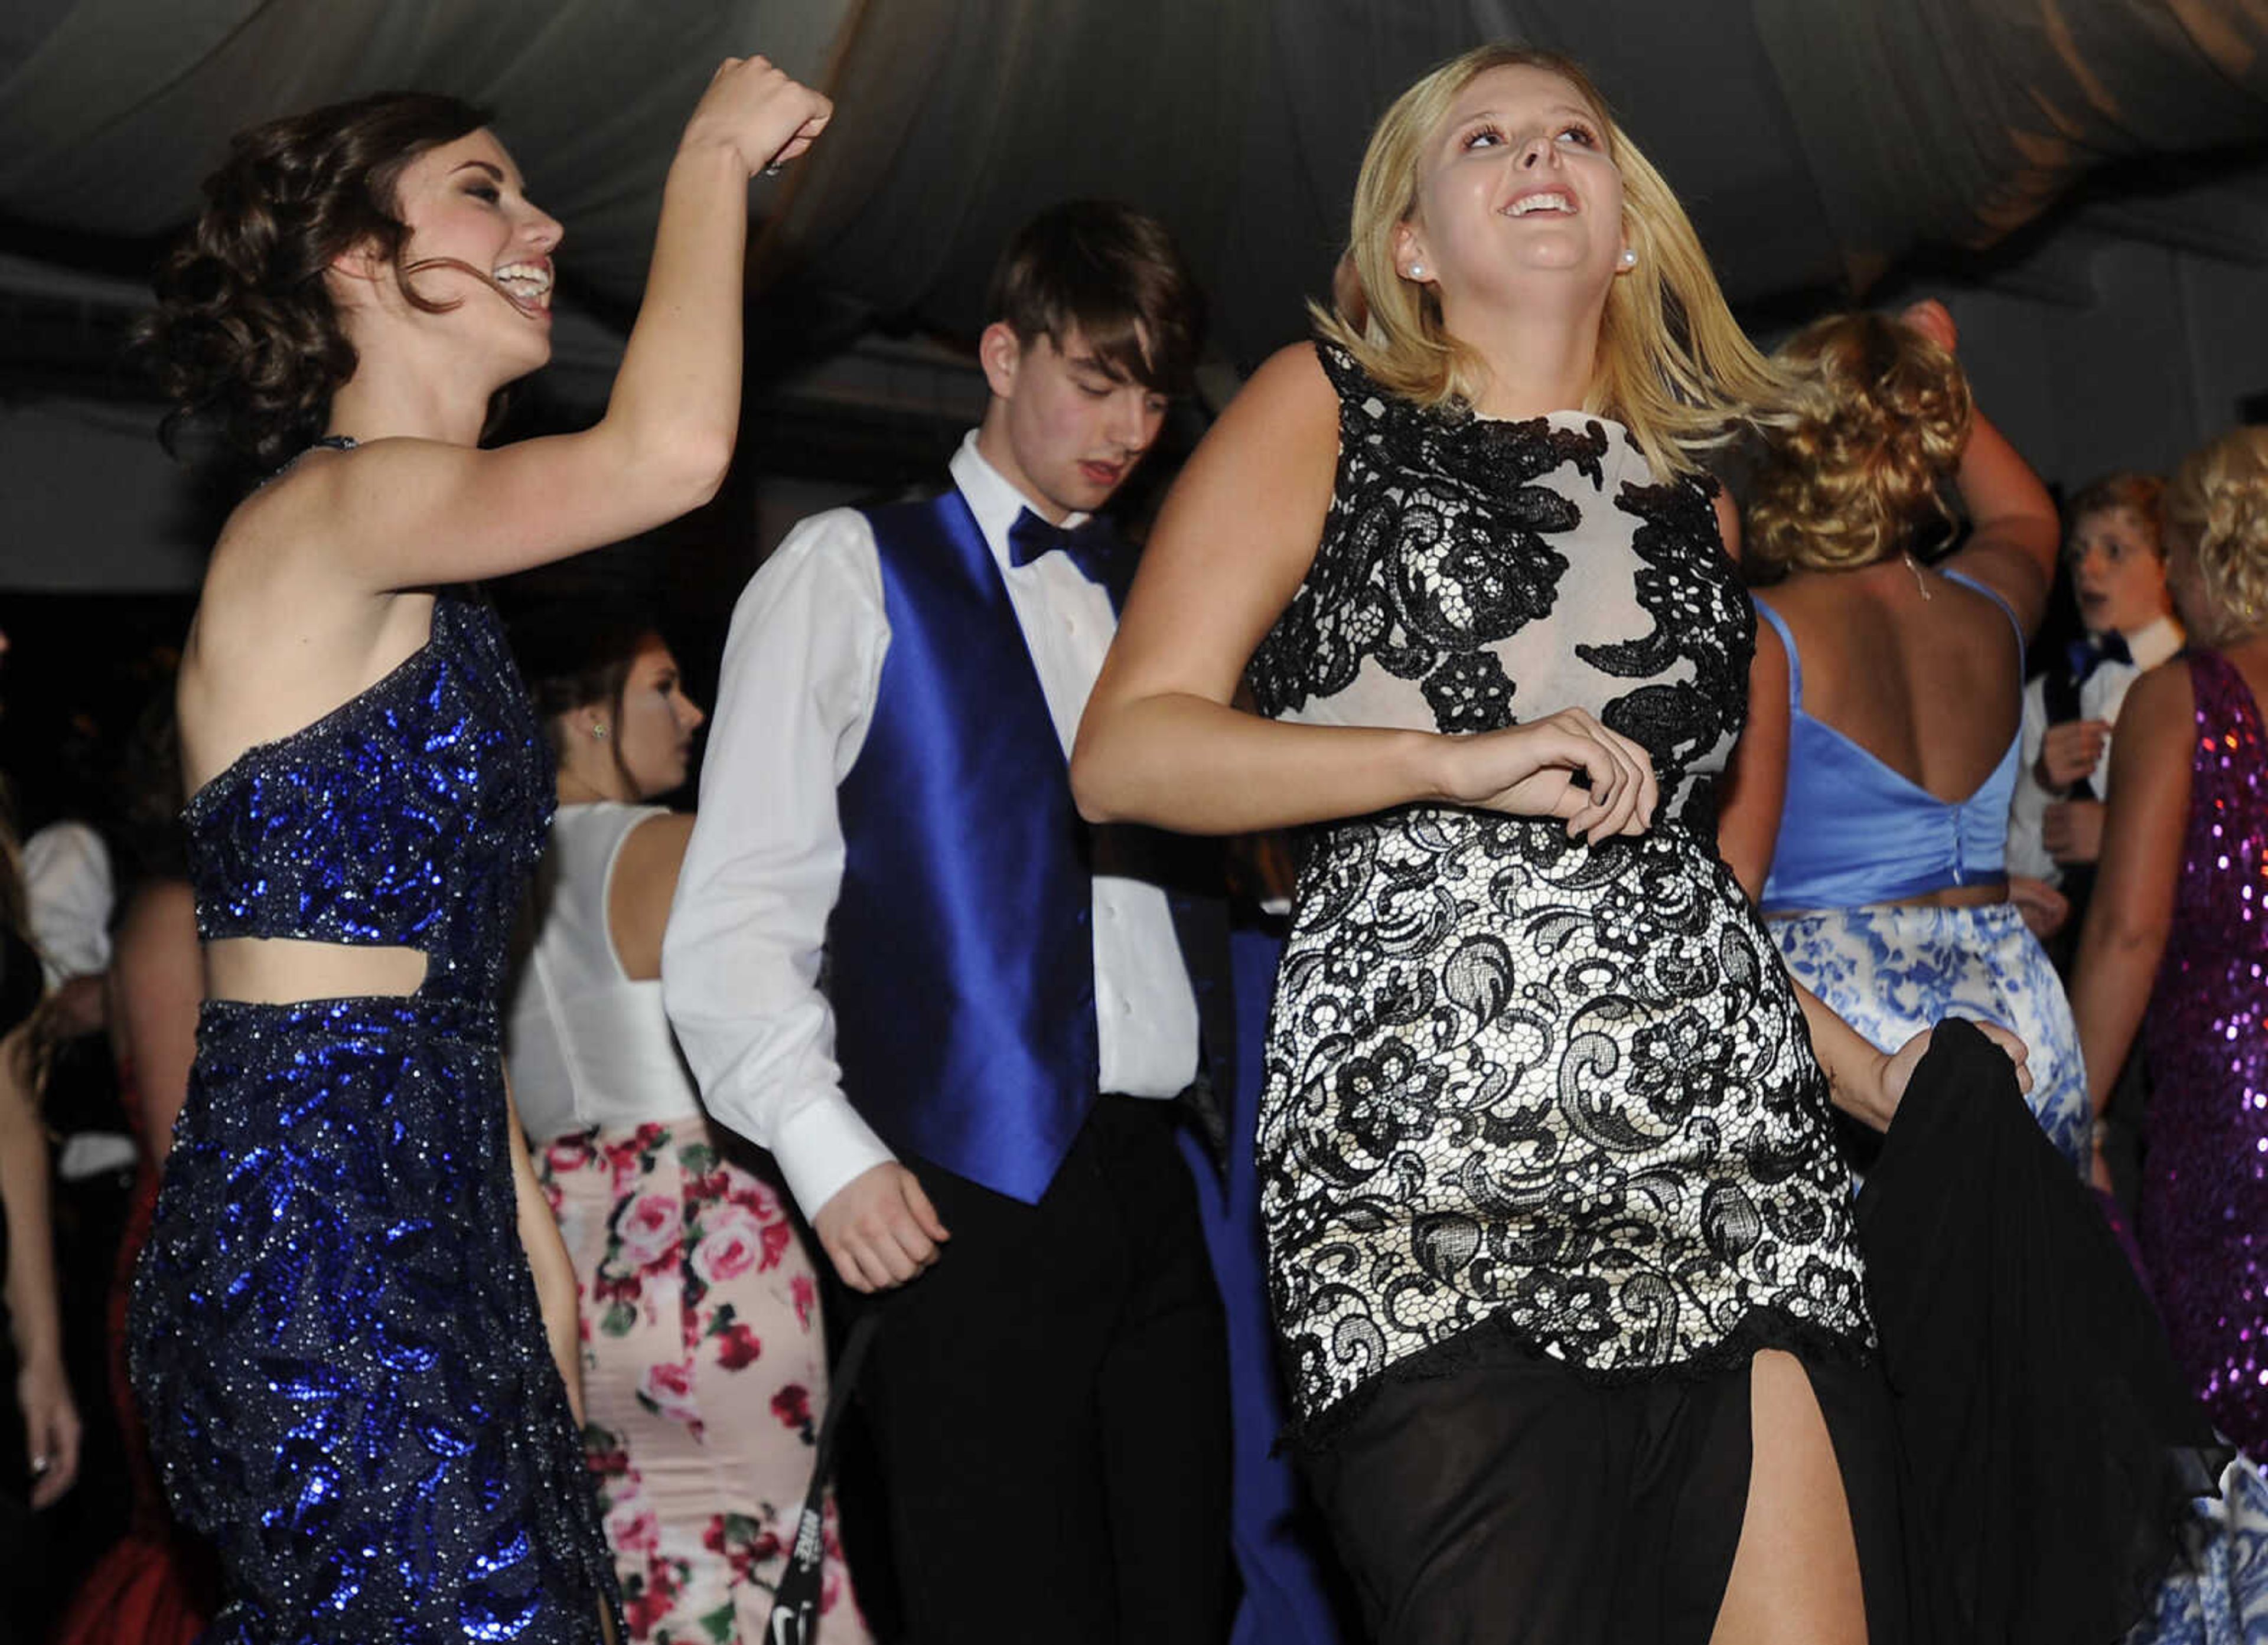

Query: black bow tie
(2065, 631), (2133, 685)
(1006, 508), (1122, 592)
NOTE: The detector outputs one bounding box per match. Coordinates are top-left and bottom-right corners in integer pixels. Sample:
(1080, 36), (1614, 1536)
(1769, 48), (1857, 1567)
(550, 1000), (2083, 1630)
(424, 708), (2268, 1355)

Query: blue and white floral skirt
(1766, 900), (2090, 1177)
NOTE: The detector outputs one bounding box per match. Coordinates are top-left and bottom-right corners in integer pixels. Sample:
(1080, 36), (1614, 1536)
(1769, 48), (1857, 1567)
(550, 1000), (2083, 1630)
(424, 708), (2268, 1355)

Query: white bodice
(506, 801), (702, 1142)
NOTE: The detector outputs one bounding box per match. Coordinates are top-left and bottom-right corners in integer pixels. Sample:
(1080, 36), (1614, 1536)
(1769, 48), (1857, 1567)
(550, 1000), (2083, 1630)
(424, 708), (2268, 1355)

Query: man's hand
(2036, 719), (2111, 790)
(2044, 798), (2106, 865)
(813, 1161), (950, 1293)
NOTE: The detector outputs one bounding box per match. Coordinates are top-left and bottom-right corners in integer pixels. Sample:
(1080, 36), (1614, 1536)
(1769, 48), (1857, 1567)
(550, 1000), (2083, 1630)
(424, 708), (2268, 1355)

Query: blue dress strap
(1751, 595), (1803, 709)
(1940, 569), (2024, 649)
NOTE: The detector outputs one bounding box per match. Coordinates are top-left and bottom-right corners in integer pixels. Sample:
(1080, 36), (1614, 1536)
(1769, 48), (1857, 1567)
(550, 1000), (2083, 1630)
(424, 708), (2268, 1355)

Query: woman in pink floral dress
(506, 608), (868, 1643)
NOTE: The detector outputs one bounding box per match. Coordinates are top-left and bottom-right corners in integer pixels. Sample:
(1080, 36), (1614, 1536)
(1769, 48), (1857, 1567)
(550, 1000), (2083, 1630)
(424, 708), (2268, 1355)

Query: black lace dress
(1246, 344), (1897, 1641)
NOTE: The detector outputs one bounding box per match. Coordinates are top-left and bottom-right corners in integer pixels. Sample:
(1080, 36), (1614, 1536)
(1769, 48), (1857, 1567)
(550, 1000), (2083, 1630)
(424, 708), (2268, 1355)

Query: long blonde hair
(1312, 44), (1787, 479)
(2165, 427), (2268, 644)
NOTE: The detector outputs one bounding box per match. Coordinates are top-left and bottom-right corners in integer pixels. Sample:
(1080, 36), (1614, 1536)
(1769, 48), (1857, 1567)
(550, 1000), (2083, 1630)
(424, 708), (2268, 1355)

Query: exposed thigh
(1708, 1350), (1868, 1645)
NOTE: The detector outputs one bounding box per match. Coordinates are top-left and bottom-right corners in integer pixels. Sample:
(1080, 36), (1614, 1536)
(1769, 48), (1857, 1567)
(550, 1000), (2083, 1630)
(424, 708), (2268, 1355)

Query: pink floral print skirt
(539, 1116), (869, 1644)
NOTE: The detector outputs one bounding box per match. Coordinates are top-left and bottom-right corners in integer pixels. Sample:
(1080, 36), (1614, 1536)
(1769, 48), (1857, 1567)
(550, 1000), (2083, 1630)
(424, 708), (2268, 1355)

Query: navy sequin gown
(130, 581), (618, 1642)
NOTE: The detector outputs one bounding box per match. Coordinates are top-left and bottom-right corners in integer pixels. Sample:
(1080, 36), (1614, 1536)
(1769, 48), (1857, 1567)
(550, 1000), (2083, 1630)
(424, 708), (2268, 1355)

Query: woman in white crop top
(507, 610), (868, 1645)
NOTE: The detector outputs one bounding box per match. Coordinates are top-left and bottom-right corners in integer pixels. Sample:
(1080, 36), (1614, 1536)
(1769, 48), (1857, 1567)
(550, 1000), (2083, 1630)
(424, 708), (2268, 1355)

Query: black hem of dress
(1279, 1303), (1876, 1457)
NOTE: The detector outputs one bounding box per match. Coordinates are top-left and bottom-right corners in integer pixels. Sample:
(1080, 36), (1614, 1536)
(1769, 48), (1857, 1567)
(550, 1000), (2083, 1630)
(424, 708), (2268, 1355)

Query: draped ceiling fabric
(4, 0), (2264, 364)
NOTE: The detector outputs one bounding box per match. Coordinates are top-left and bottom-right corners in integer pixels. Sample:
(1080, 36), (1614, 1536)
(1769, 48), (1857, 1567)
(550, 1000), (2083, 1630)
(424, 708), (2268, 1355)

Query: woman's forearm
(596, 141), (750, 491)
(1072, 693), (1448, 834)
(503, 1077), (584, 1422)
(0, 1035), (62, 1375)
(2069, 917), (2166, 1114)
(1791, 982), (1896, 1131)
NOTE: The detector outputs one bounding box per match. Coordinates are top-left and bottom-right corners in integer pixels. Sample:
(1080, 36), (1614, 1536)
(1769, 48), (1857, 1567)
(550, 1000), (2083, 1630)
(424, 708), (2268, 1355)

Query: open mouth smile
(493, 259), (554, 315)
(1502, 188), (1577, 218)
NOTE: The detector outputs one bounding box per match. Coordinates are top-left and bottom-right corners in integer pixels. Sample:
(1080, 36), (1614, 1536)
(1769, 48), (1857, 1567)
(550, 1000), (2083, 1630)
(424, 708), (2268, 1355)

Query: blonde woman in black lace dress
(1074, 44), (2032, 1645)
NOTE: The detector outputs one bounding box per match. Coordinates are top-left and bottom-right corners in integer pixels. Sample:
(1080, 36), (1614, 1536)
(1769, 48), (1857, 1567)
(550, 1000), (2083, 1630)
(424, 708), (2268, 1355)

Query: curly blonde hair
(1742, 311), (1973, 577)
(1311, 44), (1788, 481)
(2165, 428), (2268, 643)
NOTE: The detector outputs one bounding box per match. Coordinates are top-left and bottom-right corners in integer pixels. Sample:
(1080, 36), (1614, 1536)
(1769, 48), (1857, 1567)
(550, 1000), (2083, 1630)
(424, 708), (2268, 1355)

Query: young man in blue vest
(664, 201), (1231, 1643)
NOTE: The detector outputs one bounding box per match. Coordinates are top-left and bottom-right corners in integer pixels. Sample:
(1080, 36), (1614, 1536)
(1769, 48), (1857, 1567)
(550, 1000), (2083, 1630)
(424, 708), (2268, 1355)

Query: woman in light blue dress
(1722, 303), (2268, 1645)
(1716, 302), (2087, 1173)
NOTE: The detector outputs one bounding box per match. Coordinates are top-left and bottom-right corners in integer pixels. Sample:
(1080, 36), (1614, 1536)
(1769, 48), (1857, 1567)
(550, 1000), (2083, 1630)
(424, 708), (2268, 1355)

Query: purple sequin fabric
(131, 589), (619, 1641)
(2141, 648), (2268, 1457)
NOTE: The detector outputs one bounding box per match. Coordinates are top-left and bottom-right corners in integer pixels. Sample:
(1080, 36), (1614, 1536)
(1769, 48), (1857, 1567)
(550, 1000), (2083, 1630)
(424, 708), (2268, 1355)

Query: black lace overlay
(1249, 343), (1875, 1431)
(1250, 342), (1611, 738)
(1578, 475), (1755, 834)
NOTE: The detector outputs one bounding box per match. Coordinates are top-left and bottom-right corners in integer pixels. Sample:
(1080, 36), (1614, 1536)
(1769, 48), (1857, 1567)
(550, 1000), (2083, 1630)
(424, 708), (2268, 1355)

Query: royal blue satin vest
(830, 488), (1186, 1204)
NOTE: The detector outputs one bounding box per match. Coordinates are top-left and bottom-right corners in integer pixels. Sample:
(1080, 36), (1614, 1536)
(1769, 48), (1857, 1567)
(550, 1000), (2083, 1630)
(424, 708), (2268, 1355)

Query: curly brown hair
(1744, 311), (1973, 577)
(138, 92), (492, 467)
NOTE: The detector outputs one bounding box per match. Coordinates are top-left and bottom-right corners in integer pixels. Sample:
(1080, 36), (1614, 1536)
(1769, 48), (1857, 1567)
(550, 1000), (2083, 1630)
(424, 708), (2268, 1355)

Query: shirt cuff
(770, 1093), (898, 1221)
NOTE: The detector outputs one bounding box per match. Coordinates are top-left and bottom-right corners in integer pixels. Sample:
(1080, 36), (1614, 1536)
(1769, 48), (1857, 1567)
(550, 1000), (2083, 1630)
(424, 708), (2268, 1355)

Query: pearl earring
(1619, 247), (1638, 269)
(1408, 263), (1425, 280)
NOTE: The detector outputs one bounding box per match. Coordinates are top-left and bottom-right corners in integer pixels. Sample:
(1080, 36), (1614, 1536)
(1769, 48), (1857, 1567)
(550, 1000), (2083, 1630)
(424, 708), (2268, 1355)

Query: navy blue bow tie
(2065, 631), (2132, 685)
(1006, 508), (1122, 591)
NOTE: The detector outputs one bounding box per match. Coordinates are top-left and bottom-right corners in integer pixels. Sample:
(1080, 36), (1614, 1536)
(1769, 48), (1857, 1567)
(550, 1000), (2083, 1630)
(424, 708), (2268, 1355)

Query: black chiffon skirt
(1296, 1020), (2225, 1644)
(1855, 1016), (2228, 1643)
(1303, 1330), (1907, 1644)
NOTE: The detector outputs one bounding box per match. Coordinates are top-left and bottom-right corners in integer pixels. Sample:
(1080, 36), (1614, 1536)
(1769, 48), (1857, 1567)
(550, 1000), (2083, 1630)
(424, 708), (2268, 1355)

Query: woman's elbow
(2089, 906), (2171, 969)
(1067, 730), (1128, 826)
(665, 429), (735, 509)
(617, 422), (734, 516)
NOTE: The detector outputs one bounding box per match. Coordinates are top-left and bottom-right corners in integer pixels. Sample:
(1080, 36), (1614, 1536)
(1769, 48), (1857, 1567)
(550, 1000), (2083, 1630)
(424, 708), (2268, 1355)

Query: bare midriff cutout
(205, 937), (429, 1004)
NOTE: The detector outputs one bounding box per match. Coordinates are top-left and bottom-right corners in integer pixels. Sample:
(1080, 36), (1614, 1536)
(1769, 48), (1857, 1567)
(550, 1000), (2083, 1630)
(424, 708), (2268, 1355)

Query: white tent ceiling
(3, 1), (2267, 589)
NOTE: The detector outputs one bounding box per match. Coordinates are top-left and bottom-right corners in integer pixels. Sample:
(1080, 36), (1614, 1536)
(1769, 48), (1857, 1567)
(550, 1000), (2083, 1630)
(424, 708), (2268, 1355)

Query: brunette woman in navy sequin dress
(2076, 429), (2268, 1463)
(128, 66), (830, 1643)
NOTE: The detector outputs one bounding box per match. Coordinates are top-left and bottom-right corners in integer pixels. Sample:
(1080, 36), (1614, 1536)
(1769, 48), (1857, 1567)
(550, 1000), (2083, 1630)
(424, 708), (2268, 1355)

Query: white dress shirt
(22, 820), (113, 985)
(663, 433), (1203, 1219)
(2007, 614), (2184, 884)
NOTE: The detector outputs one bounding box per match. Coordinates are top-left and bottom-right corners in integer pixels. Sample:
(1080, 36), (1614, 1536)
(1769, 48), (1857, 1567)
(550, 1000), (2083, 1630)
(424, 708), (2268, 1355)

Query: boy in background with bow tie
(2008, 472), (2184, 1209)
(2007, 472), (2186, 940)
(663, 201), (1234, 1643)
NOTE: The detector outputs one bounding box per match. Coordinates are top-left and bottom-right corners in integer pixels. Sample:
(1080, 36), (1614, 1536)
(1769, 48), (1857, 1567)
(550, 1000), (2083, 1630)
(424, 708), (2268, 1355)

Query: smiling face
(1394, 63), (1627, 309)
(976, 323), (1169, 521)
(352, 128), (562, 378)
(2065, 506), (2172, 638)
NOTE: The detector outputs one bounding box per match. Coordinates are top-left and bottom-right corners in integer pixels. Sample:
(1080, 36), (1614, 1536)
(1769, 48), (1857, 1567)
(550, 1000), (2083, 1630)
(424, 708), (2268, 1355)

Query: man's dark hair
(983, 200), (1204, 397)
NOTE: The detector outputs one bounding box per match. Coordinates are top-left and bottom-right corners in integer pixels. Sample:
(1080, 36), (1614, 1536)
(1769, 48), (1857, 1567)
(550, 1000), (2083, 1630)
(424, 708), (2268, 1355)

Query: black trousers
(853, 1096), (1232, 1645)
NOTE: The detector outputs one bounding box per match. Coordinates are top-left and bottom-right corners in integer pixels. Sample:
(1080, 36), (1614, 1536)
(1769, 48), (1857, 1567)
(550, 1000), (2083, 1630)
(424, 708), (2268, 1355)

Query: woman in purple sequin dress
(2075, 427), (2268, 1457)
